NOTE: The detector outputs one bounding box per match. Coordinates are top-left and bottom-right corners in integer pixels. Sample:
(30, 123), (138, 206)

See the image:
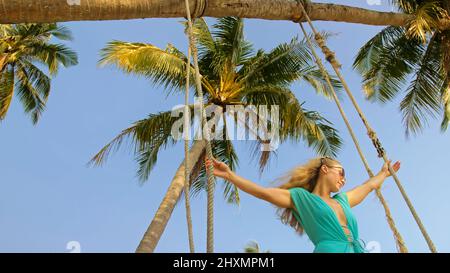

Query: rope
(296, 0), (437, 253)
(184, 45), (195, 253)
(184, 0), (216, 253)
(192, 0), (207, 19)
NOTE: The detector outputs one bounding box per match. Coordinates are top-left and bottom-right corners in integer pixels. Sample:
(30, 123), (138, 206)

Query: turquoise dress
(289, 187), (366, 253)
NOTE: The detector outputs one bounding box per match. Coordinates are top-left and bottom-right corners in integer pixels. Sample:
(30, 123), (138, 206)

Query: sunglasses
(329, 166), (345, 178)
(320, 157), (345, 178)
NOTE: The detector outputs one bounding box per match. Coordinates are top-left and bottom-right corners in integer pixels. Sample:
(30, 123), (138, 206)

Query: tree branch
(2, 0), (449, 29)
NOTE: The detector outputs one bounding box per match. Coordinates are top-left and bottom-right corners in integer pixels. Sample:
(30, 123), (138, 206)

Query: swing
(181, 0), (437, 253)
(183, 0), (217, 253)
(293, 0), (437, 253)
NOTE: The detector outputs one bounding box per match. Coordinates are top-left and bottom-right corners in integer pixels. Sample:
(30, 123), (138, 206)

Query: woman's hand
(379, 160), (401, 178)
(205, 157), (233, 180)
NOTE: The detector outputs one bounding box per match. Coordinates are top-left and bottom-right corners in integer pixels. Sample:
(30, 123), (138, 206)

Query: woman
(205, 156), (400, 253)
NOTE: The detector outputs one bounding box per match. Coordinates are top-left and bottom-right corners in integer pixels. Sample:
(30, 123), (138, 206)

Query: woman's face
(322, 163), (346, 192)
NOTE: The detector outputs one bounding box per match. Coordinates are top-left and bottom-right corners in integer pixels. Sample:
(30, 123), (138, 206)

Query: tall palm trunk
(0, 55), (6, 86)
(0, 55), (6, 72)
(0, 0), (426, 27)
(135, 140), (206, 253)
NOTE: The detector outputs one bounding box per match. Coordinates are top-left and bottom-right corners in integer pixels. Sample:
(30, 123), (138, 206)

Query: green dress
(289, 187), (366, 253)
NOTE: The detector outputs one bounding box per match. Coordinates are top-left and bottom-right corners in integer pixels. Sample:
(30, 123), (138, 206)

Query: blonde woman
(205, 156), (400, 253)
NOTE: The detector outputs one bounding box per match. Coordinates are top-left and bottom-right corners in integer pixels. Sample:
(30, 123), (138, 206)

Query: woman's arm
(347, 160), (400, 208)
(205, 158), (293, 209)
(227, 172), (293, 208)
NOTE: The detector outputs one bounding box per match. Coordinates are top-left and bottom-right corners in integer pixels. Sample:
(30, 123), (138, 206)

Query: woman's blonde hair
(275, 157), (341, 235)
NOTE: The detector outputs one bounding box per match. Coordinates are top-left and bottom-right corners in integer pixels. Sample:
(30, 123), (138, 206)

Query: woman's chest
(322, 199), (348, 225)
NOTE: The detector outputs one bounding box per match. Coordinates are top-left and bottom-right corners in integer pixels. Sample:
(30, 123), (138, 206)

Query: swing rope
(295, 0), (437, 253)
(183, 44), (195, 253)
(184, 0), (216, 253)
(298, 22), (408, 253)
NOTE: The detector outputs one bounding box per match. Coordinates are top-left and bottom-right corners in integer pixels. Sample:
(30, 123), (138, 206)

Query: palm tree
(354, 0), (450, 136)
(243, 240), (270, 253)
(0, 23), (78, 123)
(89, 17), (343, 253)
(4, 0), (450, 29)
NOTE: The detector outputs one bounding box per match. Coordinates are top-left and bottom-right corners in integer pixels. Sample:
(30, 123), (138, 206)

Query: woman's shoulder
(333, 191), (349, 204)
(289, 187), (309, 194)
(288, 187), (315, 212)
(289, 187), (313, 199)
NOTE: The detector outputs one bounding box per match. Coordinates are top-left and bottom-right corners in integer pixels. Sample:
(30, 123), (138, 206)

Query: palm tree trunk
(0, 55), (6, 72)
(135, 140), (206, 253)
(3, 0), (446, 28)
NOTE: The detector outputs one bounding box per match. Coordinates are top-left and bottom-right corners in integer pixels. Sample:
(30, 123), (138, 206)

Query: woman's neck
(312, 178), (331, 199)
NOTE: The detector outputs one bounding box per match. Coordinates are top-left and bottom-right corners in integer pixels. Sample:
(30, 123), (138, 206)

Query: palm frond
(192, 18), (216, 53)
(30, 42), (78, 74)
(241, 85), (341, 171)
(196, 41), (226, 84)
(300, 67), (343, 99)
(440, 81), (450, 131)
(238, 37), (311, 88)
(280, 93), (342, 158)
(298, 110), (342, 158)
(405, 1), (448, 43)
(243, 241), (271, 253)
(240, 84), (290, 106)
(134, 129), (177, 183)
(19, 60), (51, 100)
(354, 26), (423, 102)
(89, 105), (197, 182)
(239, 110), (279, 174)
(46, 24), (74, 41)
(0, 23), (77, 123)
(88, 126), (136, 167)
(354, 26), (404, 74)
(440, 29), (450, 79)
(15, 65), (46, 124)
(400, 32), (445, 136)
(390, 0), (421, 14)
(18, 23), (73, 41)
(212, 17), (254, 68)
(244, 241), (260, 253)
(10, 24), (49, 40)
(197, 49), (222, 85)
(440, 29), (450, 131)
(99, 41), (197, 95)
(0, 65), (15, 120)
(0, 25), (12, 37)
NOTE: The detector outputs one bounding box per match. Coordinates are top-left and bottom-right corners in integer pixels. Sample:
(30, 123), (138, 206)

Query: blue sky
(0, 0), (449, 253)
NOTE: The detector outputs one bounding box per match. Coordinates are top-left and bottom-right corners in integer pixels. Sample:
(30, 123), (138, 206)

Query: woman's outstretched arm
(205, 157), (293, 209)
(346, 160), (401, 207)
